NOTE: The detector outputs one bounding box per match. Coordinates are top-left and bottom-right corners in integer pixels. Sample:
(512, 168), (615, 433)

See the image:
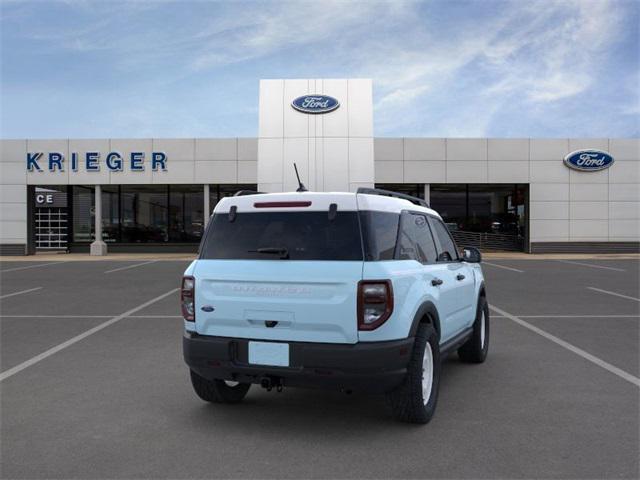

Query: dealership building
(1, 79), (638, 255)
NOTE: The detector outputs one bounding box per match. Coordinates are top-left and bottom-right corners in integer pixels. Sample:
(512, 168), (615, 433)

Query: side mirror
(462, 246), (482, 263)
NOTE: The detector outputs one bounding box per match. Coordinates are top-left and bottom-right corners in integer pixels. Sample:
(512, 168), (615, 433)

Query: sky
(1, 0), (638, 139)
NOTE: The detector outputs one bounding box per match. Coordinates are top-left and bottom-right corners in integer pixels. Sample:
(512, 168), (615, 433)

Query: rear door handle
(456, 274), (465, 281)
(431, 278), (443, 286)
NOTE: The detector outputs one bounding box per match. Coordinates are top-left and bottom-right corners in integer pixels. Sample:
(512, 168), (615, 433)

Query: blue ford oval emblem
(291, 95), (339, 114)
(564, 149), (614, 172)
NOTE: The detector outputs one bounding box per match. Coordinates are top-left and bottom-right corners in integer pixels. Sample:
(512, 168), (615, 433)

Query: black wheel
(189, 370), (251, 404)
(387, 322), (441, 424)
(458, 296), (489, 363)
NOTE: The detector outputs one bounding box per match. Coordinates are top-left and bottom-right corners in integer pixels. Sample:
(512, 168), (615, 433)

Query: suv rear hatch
(193, 193), (363, 344)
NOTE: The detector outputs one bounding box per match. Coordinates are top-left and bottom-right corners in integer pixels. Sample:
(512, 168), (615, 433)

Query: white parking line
(0, 287), (43, 300)
(0, 261), (69, 273)
(104, 260), (157, 274)
(482, 262), (524, 273)
(557, 260), (625, 272)
(490, 304), (640, 388)
(587, 287), (640, 303)
(0, 288), (178, 382)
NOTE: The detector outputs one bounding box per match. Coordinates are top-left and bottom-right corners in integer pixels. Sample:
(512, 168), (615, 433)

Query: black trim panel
(439, 327), (473, 355)
(408, 301), (442, 339)
(0, 244), (27, 256)
(69, 243), (199, 253)
(530, 242), (640, 254)
(184, 333), (414, 393)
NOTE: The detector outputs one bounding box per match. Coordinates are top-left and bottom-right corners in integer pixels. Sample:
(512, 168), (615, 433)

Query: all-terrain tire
(458, 296), (489, 363)
(190, 370), (251, 404)
(386, 322), (441, 424)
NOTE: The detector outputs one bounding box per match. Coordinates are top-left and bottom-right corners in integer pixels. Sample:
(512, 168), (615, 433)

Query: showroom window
(430, 184), (528, 250)
(169, 185), (204, 242)
(120, 185), (169, 243)
(208, 184), (257, 215)
(70, 184), (253, 244)
(72, 186), (93, 242)
(375, 183), (528, 251)
(374, 184), (425, 200)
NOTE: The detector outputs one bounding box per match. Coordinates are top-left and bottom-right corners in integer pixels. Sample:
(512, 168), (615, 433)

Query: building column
(90, 185), (107, 256)
(203, 184), (210, 227)
(423, 184), (430, 205)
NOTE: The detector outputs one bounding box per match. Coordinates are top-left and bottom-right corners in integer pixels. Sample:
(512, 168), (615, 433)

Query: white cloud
(2, 0), (636, 137)
(364, 0), (630, 135)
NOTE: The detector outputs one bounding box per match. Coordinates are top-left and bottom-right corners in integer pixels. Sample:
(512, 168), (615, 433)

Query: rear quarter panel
(359, 260), (437, 342)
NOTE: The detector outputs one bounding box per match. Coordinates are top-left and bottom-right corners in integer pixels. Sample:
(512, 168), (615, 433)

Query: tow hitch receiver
(260, 376), (284, 392)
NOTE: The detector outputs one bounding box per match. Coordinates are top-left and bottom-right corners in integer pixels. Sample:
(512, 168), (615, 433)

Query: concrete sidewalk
(483, 252), (640, 260)
(0, 253), (196, 262)
(1, 252), (638, 262)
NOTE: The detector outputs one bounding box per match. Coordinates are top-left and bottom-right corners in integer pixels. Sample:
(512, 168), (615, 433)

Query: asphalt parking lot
(1, 257), (638, 479)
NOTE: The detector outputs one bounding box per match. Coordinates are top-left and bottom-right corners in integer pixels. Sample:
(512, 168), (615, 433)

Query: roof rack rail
(234, 190), (266, 197)
(356, 187), (430, 208)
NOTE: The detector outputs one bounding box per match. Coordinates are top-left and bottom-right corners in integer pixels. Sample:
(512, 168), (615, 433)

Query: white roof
(214, 191), (441, 218)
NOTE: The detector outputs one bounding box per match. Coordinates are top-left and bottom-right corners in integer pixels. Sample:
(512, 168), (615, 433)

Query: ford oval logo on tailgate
(564, 149), (614, 172)
(291, 95), (340, 114)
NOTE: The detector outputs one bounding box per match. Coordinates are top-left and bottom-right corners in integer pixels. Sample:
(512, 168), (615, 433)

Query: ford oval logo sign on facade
(564, 149), (615, 172)
(291, 95), (340, 114)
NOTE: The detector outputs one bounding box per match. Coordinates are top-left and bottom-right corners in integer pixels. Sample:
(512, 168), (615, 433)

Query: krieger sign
(26, 151), (168, 172)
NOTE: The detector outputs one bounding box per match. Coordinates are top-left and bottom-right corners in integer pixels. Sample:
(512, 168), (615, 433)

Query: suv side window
(359, 211), (400, 261)
(395, 212), (438, 264)
(429, 216), (460, 262)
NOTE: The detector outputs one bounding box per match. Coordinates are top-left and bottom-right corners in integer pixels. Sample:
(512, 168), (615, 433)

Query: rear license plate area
(248, 341), (290, 367)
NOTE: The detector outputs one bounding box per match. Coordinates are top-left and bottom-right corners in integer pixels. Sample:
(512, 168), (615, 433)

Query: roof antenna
(293, 163), (308, 192)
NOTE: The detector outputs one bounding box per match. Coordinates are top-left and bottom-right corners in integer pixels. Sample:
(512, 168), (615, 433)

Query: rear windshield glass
(200, 211), (363, 261)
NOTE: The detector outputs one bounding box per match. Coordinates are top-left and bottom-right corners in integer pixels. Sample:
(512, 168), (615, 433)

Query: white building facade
(1, 79), (638, 255)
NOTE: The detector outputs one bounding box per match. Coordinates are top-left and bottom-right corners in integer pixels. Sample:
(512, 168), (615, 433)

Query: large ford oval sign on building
(563, 149), (614, 172)
(291, 95), (339, 114)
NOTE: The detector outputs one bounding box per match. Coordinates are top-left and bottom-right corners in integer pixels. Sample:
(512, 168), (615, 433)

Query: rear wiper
(248, 247), (290, 259)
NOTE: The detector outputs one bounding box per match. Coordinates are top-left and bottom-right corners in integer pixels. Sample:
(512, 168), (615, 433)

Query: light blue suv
(182, 188), (489, 423)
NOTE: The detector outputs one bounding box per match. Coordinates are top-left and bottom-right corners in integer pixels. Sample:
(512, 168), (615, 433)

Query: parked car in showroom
(182, 188), (488, 423)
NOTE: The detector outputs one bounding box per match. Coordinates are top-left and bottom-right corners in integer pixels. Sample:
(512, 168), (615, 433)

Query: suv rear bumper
(183, 332), (414, 393)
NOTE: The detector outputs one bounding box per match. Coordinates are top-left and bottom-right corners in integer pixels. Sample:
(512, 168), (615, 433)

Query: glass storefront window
(72, 186), (119, 242)
(169, 186), (204, 242)
(375, 184), (424, 200)
(430, 184), (528, 241)
(70, 184), (252, 244)
(120, 185), (168, 243)
(467, 185), (523, 236)
(72, 186), (93, 242)
(209, 184), (257, 215)
(425, 185), (466, 231)
(377, 183), (528, 250)
(102, 186), (119, 243)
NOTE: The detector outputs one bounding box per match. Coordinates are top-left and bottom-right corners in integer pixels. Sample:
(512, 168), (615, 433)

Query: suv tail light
(358, 280), (393, 330)
(181, 276), (195, 321)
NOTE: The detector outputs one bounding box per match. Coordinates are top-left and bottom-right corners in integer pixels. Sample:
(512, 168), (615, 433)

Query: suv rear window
(200, 211), (363, 261)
